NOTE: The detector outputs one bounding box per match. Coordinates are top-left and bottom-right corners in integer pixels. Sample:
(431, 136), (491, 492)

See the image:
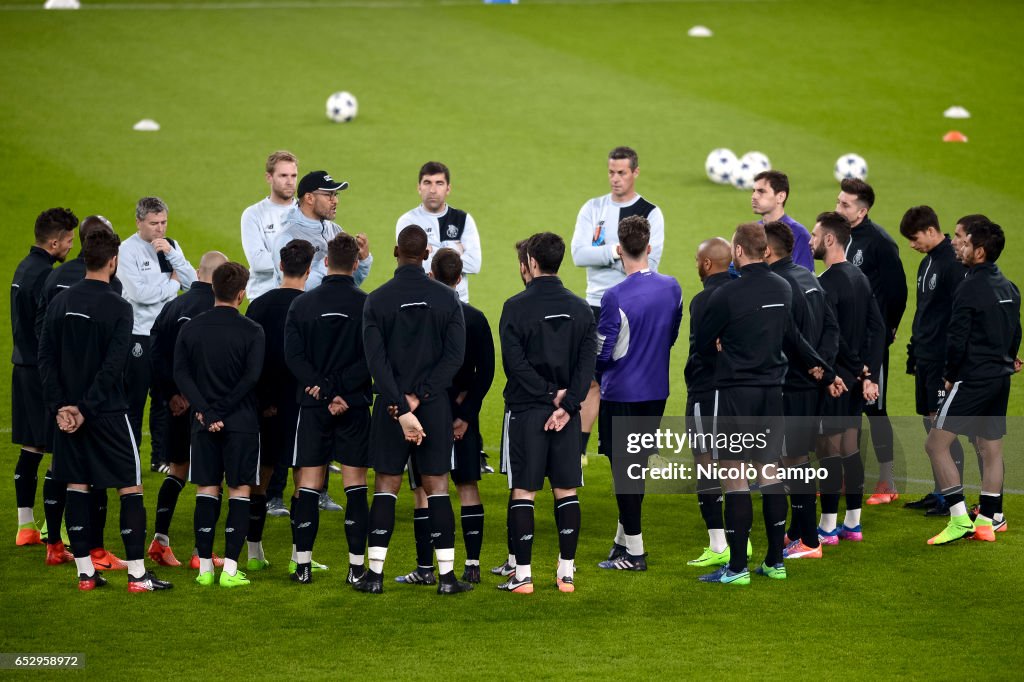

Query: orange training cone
(943, 130), (968, 142)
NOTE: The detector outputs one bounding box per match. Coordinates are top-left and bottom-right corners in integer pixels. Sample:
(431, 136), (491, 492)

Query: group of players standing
(9, 145), (1021, 593)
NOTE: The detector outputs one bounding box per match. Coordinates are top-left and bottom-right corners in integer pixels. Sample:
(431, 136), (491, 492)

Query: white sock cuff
(367, 546), (388, 561)
(435, 548), (455, 562)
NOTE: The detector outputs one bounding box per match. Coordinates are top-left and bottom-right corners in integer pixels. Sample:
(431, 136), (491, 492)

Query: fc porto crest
(446, 224), (459, 239)
(132, 342), (143, 358)
(928, 274), (937, 291)
(851, 249), (864, 266)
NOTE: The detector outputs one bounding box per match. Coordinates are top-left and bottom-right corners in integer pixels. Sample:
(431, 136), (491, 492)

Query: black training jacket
(771, 256), (840, 390)
(499, 276), (597, 414)
(286, 274), (372, 409)
(944, 262), (1021, 383)
(38, 279), (132, 418)
(449, 302), (495, 423)
(173, 306), (265, 433)
(363, 264), (465, 415)
(11, 246), (57, 366)
(150, 281), (215, 401)
(846, 217), (908, 344)
(684, 271), (731, 395)
(694, 262), (833, 389)
(246, 287), (303, 411)
(908, 237), (966, 364)
(818, 261), (884, 384)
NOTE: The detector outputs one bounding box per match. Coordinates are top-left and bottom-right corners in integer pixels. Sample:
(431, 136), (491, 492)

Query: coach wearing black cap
(271, 170), (372, 289)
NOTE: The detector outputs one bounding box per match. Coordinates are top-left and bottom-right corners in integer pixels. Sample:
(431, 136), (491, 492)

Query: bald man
(683, 238), (740, 569)
(146, 250), (228, 568)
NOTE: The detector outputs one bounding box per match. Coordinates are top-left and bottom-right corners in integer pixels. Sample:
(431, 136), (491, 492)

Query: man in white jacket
(119, 196), (197, 470)
(570, 146), (665, 466)
(241, 151), (299, 301)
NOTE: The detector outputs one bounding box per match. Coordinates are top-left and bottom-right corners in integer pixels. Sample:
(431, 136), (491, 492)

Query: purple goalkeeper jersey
(596, 269), (683, 402)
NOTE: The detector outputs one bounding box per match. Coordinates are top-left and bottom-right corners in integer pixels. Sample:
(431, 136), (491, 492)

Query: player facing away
(499, 232), (597, 594)
(38, 229), (172, 592)
(355, 226), (471, 595)
(146, 251), (227, 569)
(37, 215), (127, 568)
(684, 238), (742, 569)
(762, 221), (839, 560)
(595, 216), (682, 571)
(835, 179), (908, 504)
(241, 150), (299, 301)
(571, 146), (665, 467)
(898, 207), (968, 512)
(926, 220), (1021, 544)
(694, 223), (841, 585)
(811, 212), (884, 546)
(395, 161), (483, 303)
(394, 248), (495, 586)
(173, 263), (265, 588)
(284, 234), (373, 584)
(11, 208), (74, 550)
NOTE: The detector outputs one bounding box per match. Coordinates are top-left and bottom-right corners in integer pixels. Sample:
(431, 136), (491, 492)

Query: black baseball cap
(297, 170), (349, 197)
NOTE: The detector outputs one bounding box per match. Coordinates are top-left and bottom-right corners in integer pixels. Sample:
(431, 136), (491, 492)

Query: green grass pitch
(1, 0), (1022, 678)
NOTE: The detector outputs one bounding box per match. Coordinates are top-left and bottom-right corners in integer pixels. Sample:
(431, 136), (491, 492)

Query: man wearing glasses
(272, 170), (372, 290)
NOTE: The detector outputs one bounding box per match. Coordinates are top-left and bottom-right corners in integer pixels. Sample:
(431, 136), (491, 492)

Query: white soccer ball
(730, 159), (759, 190)
(834, 153), (868, 182)
(705, 148), (738, 185)
(326, 91), (358, 123)
(740, 151), (771, 174)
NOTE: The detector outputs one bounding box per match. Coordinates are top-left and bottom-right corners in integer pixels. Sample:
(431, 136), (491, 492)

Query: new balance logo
(559, 528), (575, 535)
(519, 534), (533, 541)
(44, 498), (57, 505)
(157, 507), (169, 513)
(370, 529), (388, 535)
(466, 531), (480, 536)
(226, 527), (235, 533)
(297, 522), (311, 529)
(430, 532), (441, 539)
(198, 527), (212, 533)
(121, 529), (132, 535)
(69, 525), (84, 532)
(345, 520), (355, 526)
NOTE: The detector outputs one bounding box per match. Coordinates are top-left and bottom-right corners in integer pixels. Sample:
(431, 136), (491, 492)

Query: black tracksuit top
(363, 264), (465, 415)
(694, 262), (833, 389)
(150, 281), (215, 402)
(173, 306), (265, 432)
(770, 256), (841, 390)
(499, 275), (597, 414)
(11, 245), (57, 366)
(38, 278), (133, 418)
(449, 302), (495, 423)
(944, 262), (1021, 383)
(909, 237), (966, 363)
(285, 274), (372, 409)
(684, 271), (731, 395)
(847, 217), (908, 344)
(818, 261), (884, 385)
(246, 287), (303, 411)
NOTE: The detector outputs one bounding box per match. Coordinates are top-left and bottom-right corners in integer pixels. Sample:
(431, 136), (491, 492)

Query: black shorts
(294, 404), (371, 469)
(12, 365), (48, 450)
(452, 421), (482, 485)
(257, 404), (299, 470)
(819, 381), (864, 434)
(598, 398), (667, 461)
(935, 377), (1010, 440)
(189, 429), (260, 488)
(914, 360), (946, 416)
(165, 413), (192, 465)
(52, 413), (141, 489)
(685, 391), (717, 457)
(370, 396), (453, 477)
(715, 386), (784, 463)
(782, 388), (820, 458)
(505, 406), (583, 492)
